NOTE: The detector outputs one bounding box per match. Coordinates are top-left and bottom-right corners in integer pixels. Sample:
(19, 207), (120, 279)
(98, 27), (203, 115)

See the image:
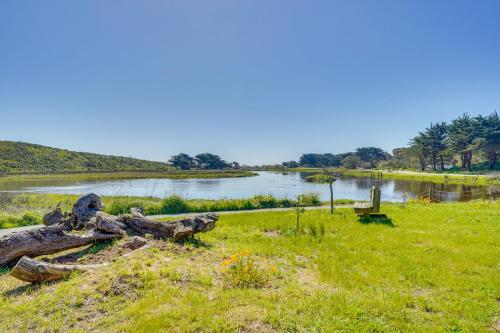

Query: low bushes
(0, 193), (325, 229)
(159, 195), (190, 214)
(221, 252), (275, 288)
(156, 193), (322, 215)
(105, 193), (323, 216)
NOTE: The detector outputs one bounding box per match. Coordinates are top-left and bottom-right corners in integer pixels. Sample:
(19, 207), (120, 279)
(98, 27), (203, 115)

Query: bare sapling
(294, 194), (305, 232)
(321, 166), (336, 214)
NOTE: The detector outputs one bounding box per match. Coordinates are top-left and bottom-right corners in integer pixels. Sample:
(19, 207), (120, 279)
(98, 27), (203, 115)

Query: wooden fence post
(371, 186), (381, 213)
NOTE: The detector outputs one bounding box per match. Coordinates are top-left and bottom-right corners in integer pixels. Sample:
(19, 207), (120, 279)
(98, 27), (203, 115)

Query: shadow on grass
(358, 215), (395, 227)
(180, 237), (212, 248)
(42, 240), (115, 264)
(0, 265), (12, 276)
(3, 281), (56, 298)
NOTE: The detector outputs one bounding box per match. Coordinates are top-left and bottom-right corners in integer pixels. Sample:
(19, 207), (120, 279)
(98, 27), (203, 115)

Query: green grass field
(0, 200), (498, 332)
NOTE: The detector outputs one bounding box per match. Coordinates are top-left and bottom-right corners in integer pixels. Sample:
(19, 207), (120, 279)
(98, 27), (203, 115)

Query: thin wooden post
(371, 186), (381, 213)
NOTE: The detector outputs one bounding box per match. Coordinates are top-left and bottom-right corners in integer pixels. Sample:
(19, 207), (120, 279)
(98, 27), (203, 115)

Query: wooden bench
(354, 186), (385, 217)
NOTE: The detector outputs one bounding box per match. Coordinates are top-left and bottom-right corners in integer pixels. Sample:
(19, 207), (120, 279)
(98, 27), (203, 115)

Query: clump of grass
(302, 221), (326, 238)
(0, 211), (42, 229)
(106, 198), (148, 215)
(221, 252), (271, 288)
(88, 240), (115, 254)
(300, 192), (322, 206)
(105, 197), (163, 216)
(0, 192), (15, 208)
(160, 195), (190, 214)
(252, 194), (278, 208)
(158, 267), (182, 283)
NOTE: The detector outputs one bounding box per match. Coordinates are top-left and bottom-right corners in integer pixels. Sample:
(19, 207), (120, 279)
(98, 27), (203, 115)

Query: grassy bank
(0, 200), (498, 332)
(294, 167), (500, 186)
(0, 170), (257, 183)
(0, 192), (332, 229)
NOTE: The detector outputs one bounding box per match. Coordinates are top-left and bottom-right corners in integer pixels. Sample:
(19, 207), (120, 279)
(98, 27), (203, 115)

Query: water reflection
(0, 171), (485, 202)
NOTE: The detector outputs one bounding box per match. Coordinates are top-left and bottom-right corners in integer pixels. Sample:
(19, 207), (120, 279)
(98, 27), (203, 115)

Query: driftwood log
(10, 237), (150, 283)
(0, 193), (218, 268)
(102, 213), (218, 241)
(10, 256), (108, 282)
(0, 226), (120, 266)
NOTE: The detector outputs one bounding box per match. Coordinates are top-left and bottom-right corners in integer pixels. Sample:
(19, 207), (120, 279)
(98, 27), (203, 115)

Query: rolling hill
(0, 141), (168, 172)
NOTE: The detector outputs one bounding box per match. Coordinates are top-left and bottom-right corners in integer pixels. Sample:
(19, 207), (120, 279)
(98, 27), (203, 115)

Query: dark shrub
(161, 195), (189, 214)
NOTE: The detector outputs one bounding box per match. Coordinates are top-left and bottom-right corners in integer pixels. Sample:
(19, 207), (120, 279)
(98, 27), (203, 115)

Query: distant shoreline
(0, 170), (258, 182)
(262, 167), (500, 186)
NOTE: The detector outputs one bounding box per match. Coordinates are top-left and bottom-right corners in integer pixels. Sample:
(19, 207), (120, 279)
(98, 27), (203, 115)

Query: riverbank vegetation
(0, 170), (256, 186)
(0, 200), (498, 331)
(280, 112), (499, 173)
(303, 168), (500, 186)
(0, 192), (331, 229)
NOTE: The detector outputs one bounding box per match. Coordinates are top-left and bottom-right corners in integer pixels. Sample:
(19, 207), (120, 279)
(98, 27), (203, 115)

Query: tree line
(405, 112), (499, 171)
(282, 112), (498, 171)
(283, 147), (390, 169)
(168, 153), (240, 170)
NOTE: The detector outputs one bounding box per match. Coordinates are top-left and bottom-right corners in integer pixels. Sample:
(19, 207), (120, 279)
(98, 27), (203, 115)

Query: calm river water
(0, 172), (485, 202)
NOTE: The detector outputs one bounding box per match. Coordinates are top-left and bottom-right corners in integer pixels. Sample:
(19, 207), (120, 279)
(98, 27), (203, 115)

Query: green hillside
(0, 141), (168, 172)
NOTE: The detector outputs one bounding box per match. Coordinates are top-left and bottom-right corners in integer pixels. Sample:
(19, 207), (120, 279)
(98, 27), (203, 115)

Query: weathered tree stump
(72, 193), (104, 228)
(42, 207), (64, 226)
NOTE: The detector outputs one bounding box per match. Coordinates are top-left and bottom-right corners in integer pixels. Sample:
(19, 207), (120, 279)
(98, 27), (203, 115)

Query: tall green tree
(447, 114), (478, 171)
(282, 160), (299, 168)
(410, 134), (429, 171)
(424, 122), (448, 171)
(194, 153), (228, 170)
(391, 147), (420, 169)
(341, 154), (362, 169)
(168, 153), (194, 170)
(354, 147), (387, 168)
(474, 111), (500, 169)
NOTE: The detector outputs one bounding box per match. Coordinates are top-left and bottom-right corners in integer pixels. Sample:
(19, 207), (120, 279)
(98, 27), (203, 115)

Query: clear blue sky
(1, 0), (499, 165)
